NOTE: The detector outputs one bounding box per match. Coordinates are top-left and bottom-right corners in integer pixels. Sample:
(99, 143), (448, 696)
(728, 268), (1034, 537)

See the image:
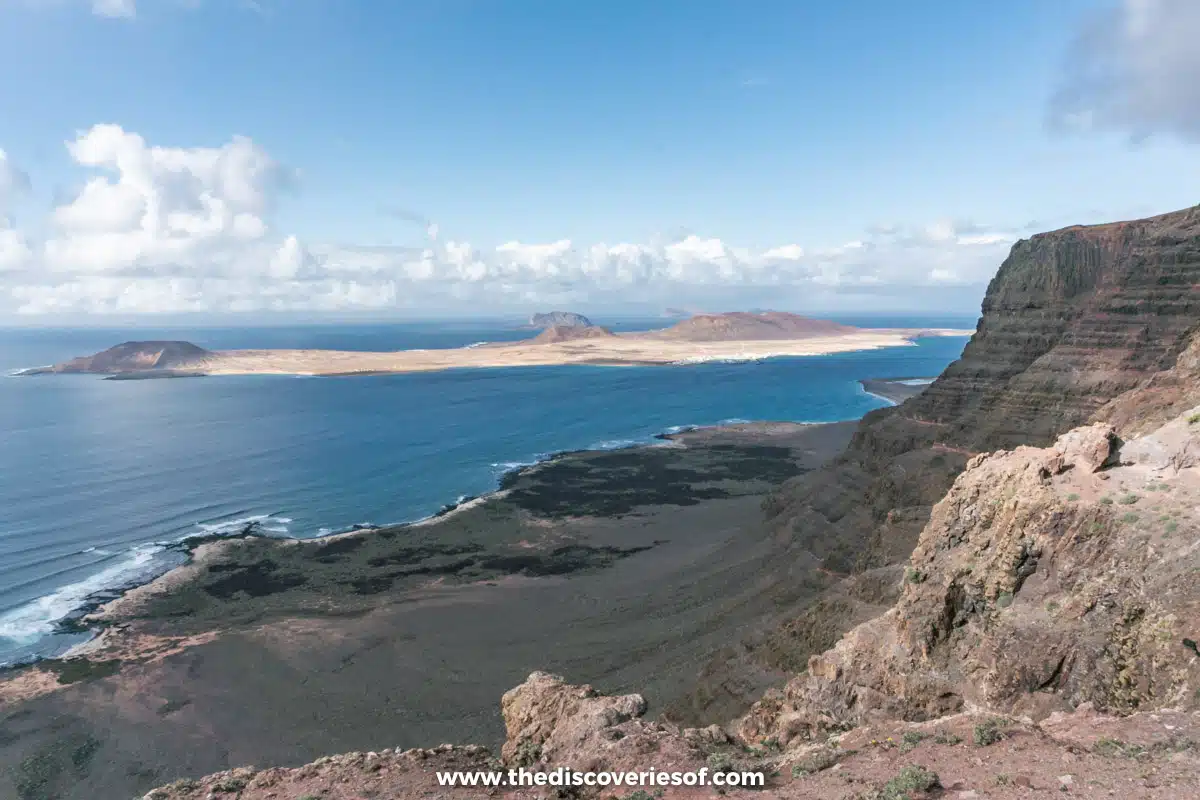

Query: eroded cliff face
(768, 205), (1200, 571)
(672, 206), (1200, 724)
(739, 414), (1200, 746)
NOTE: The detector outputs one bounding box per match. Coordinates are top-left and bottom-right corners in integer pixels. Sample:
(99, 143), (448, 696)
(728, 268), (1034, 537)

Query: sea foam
(0, 544), (165, 645)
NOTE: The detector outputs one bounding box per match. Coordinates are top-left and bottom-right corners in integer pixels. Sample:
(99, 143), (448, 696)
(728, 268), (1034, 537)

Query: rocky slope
(739, 415), (1200, 745)
(146, 669), (1200, 799)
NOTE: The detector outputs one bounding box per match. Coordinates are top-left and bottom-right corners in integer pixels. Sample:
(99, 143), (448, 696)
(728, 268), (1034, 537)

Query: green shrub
(1119, 493), (1140, 505)
(707, 751), (738, 773)
(212, 777), (247, 793)
(878, 764), (940, 799)
(973, 718), (1007, 746)
(1066, 493), (1080, 501)
(1100, 496), (1114, 505)
(1093, 737), (1147, 759)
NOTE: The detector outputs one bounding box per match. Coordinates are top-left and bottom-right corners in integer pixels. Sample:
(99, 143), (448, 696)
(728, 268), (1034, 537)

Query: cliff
(769, 205), (1200, 569)
(667, 205), (1200, 724)
(740, 416), (1200, 745)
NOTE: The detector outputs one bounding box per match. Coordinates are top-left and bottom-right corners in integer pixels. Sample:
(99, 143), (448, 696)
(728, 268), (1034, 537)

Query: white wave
(5, 365), (50, 377)
(183, 513), (293, 540)
(464, 341), (490, 349)
(719, 418), (751, 425)
(490, 459), (539, 475)
(590, 438), (641, 450)
(661, 424), (698, 435)
(896, 378), (935, 386)
(0, 544), (165, 644)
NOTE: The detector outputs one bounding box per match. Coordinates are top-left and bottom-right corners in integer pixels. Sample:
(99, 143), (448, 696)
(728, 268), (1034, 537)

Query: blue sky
(0, 0), (1197, 317)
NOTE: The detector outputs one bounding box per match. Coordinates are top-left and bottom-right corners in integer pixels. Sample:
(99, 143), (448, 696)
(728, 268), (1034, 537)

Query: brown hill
(653, 311), (858, 341)
(529, 324), (616, 344)
(33, 341), (210, 375)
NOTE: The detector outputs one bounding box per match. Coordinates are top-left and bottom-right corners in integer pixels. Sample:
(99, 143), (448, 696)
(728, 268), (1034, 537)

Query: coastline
(0, 419), (833, 670)
(0, 416), (865, 797)
(0, 365), (938, 670)
(858, 376), (936, 406)
(20, 328), (972, 378)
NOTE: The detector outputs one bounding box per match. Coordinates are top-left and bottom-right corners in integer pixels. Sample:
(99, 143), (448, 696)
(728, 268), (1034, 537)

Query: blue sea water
(0, 316), (973, 666)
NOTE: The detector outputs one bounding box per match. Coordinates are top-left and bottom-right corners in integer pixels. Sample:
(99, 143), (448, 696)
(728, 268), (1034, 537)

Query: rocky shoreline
(0, 418), (861, 799)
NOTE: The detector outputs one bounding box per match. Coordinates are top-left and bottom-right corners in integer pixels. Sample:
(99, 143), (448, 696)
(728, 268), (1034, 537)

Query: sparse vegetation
(995, 773), (1012, 785)
(905, 568), (927, 584)
(512, 738), (542, 768)
(1094, 737), (1148, 759)
(1066, 493), (1080, 501)
(212, 776), (248, 793)
(933, 732), (963, 745)
(790, 747), (845, 776)
(1101, 496), (1114, 505)
(1045, 600), (1060, 613)
(899, 731), (926, 754)
(42, 657), (122, 684)
(876, 764), (940, 799)
(1119, 493), (1140, 505)
(1187, 412), (1200, 425)
(973, 717), (1008, 746)
(707, 751), (739, 774)
(996, 591), (1014, 609)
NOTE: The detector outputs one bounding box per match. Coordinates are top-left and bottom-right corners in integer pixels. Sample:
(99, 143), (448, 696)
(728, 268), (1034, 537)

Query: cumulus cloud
(0, 125), (1017, 315)
(1050, 0), (1200, 140)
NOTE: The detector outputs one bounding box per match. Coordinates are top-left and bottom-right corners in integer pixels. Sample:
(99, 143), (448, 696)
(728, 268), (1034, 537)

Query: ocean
(0, 316), (973, 666)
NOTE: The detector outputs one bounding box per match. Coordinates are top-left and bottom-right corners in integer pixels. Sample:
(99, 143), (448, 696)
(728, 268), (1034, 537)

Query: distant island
(528, 310), (594, 329)
(18, 311), (973, 378)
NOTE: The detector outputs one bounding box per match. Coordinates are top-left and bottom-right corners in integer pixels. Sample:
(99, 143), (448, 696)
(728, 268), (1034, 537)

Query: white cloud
(0, 124), (1019, 315)
(1051, 0), (1200, 140)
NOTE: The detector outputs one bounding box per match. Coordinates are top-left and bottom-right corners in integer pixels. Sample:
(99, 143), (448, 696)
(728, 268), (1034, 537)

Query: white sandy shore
(191, 328), (972, 377)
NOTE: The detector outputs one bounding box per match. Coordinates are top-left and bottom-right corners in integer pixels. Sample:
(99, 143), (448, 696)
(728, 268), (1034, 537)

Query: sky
(0, 0), (1198, 319)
